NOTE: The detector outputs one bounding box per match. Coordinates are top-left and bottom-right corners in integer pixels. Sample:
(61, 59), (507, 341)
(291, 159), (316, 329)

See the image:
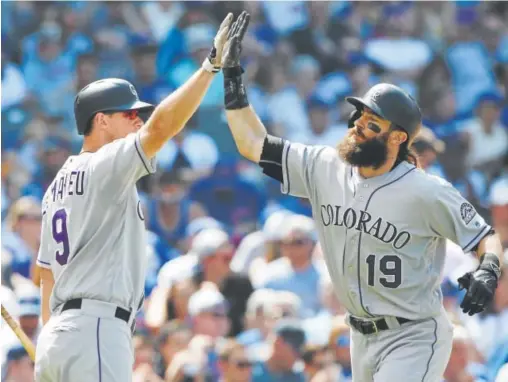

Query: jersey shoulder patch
(459, 202), (477, 224)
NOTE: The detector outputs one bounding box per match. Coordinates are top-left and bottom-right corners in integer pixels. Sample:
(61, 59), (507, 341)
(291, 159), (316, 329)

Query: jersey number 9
(52, 209), (70, 265)
(366, 254), (402, 289)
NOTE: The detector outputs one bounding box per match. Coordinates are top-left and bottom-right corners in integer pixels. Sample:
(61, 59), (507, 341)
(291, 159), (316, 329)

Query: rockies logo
(370, 89), (382, 103)
(129, 84), (138, 97)
(460, 202), (476, 225)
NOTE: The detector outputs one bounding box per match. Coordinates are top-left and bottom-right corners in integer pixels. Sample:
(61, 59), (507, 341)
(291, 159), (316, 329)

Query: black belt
(349, 316), (411, 335)
(61, 298), (131, 324)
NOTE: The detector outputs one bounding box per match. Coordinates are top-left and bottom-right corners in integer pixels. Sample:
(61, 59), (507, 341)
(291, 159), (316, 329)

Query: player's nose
(353, 123), (366, 138)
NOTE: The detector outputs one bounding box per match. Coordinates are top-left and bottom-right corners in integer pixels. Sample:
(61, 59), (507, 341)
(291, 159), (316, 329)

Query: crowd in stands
(2, 1), (508, 381)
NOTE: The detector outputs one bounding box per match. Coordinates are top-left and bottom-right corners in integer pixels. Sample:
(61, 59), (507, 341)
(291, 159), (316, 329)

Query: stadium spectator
(153, 322), (192, 379)
(190, 228), (254, 336)
(146, 170), (206, 251)
(302, 344), (333, 381)
(2, 344), (34, 382)
(251, 319), (307, 382)
(462, 92), (508, 180)
(217, 339), (253, 382)
(412, 126), (446, 178)
(2, 196), (41, 280)
(261, 215), (324, 317)
(188, 284), (231, 340)
(188, 157), (267, 238)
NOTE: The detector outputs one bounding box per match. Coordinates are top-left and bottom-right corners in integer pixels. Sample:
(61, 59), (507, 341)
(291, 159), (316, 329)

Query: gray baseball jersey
(36, 132), (155, 314)
(280, 142), (491, 320)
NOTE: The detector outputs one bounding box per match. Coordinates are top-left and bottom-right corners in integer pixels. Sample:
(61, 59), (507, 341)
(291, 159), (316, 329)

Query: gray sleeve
(280, 142), (333, 198)
(90, 132), (156, 200)
(425, 178), (492, 253)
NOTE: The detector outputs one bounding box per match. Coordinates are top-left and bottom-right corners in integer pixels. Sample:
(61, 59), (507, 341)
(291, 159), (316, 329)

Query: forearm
(473, 233), (502, 283)
(139, 69), (215, 159)
(476, 233), (503, 261)
(40, 268), (54, 325)
(225, 106), (267, 163)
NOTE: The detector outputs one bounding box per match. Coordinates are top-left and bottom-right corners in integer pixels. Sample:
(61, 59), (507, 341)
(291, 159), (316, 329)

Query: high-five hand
(202, 13), (234, 73)
(222, 11), (251, 69)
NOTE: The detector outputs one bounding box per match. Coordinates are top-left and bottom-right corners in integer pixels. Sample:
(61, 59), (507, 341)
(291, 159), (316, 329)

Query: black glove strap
(224, 67), (249, 110)
(478, 252), (501, 280)
(223, 66), (244, 78)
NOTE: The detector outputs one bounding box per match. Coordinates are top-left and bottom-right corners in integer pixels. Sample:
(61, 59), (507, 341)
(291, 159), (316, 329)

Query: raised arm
(219, 11), (330, 194)
(139, 13), (233, 159)
(220, 12), (267, 163)
(225, 106), (266, 163)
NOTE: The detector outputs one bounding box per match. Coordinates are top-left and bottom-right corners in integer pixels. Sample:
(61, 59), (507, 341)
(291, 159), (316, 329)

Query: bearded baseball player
(33, 13), (244, 382)
(221, 12), (503, 382)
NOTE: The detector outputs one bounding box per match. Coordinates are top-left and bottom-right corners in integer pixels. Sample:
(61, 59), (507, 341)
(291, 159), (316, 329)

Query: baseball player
(220, 12), (503, 382)
(33, 13), (240, 382)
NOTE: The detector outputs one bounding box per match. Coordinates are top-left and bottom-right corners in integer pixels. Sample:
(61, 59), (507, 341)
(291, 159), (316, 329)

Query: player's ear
(389, 130), (407, 146)
(94, 113), (109, 132)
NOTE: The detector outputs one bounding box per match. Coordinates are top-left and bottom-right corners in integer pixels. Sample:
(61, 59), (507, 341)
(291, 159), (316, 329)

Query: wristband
(223, 66), (244, 78)
(479, 252), (501, 279)
(202, 57), (220, 73)
(224, 67), (249, 110)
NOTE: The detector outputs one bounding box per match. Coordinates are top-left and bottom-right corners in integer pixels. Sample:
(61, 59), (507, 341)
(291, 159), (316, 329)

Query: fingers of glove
(460, 283), (475, 312)
(236, 12), (250, 41)
(216, 20), (231, 50)
(474, 293), (488, 311)
(468, 283), (483, 307)
(460, 295), (471, 312)
(228, 36), (240, 58)
(219, 12), (233, 33)
(457, 274), (471, 290)
(468, 303), (485, 316)
(463, 281), (482, 313)
(227, 19), (238, 39)
(229, 12), (244, 39)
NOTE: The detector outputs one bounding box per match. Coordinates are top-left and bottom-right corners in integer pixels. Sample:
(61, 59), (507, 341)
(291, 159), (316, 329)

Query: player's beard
(337, 130), (390, 169)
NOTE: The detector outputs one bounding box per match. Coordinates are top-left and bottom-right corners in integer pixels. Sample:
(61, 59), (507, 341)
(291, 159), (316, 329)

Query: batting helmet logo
(129, 84), (138, 97)
(370, 89), (382, 103)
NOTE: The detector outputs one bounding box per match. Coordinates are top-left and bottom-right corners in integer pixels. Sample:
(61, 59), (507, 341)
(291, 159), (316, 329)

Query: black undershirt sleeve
(258, 134), (286, 183)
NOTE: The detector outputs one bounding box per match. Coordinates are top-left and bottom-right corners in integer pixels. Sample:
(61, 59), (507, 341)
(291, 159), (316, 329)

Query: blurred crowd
(2, 1), (508, 382)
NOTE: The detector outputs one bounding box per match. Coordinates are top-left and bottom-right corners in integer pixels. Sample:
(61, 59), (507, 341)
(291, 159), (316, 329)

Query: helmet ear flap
(348, 108), (362, 129)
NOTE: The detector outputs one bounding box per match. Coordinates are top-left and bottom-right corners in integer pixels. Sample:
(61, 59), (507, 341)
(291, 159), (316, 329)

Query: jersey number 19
(366, 254), (402, 289)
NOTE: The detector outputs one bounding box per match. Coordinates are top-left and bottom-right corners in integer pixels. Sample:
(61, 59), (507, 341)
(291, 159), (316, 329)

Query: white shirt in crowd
(464, 118), (508, 168)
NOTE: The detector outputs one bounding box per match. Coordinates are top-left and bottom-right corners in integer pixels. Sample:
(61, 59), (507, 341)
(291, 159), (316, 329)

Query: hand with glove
(457, 253), (501, 316)
(221, 11), (251, 110)
(201, 13), (234, 73)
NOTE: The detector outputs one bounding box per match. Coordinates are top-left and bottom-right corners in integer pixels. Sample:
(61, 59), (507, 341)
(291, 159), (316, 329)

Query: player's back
(37, 132), (156, 314)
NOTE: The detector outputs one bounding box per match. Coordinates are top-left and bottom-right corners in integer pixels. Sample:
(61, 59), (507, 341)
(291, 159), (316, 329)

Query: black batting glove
(222, 11), (250, 71)
(221, 11), (251, 110)
(458, 253), (500, 316)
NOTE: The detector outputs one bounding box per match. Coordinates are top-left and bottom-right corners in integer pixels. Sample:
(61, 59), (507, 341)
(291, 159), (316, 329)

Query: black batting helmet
(346, 83), (422, 141)
(74, 78), (154, 135)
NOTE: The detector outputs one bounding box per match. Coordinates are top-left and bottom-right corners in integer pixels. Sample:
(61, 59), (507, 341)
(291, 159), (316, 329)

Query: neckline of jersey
(353, 162), (415, 185)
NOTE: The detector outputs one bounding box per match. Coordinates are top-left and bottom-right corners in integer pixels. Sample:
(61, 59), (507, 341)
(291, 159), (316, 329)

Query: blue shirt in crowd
(251, 362), (306, 382)
(262, 258), (323, 318)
